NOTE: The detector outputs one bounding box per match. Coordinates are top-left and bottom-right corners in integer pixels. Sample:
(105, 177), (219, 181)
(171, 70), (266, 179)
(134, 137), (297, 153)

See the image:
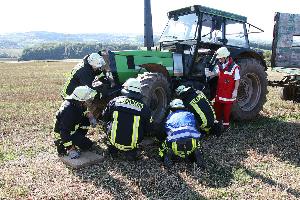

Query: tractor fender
(230, 48), (267, 70)
(140, 63), (170, 77)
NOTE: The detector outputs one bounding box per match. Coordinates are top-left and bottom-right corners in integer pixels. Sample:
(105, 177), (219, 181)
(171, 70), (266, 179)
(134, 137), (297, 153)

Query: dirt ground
(0, 61), (299, 199)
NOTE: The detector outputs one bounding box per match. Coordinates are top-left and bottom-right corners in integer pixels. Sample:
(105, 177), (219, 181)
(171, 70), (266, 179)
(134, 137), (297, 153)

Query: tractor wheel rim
(237, 73), (261, 111)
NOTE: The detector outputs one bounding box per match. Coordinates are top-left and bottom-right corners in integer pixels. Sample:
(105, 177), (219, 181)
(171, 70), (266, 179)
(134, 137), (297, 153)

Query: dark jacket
(102, 94), (152, 151)
(54, 100), (90, 147)
(179, 88), (215, 133)
(61, 57), (101, 98)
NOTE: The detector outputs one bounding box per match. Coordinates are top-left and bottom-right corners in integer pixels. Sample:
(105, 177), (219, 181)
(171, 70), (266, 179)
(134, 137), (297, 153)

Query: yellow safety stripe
(190, 102), (207, 130)
(114, 143), (135, 151)
(54, 132), (61, 140)
(63, 141), (72, 147)
(109, 111), (119, 146)
(61, 64), (82, 98)
(192, 138), (196, 149)
(70, 124), (80, 135)
(81, 126), (89, 130)
(83, 110), (89, 116)
(171, 139), (198, 158)
(172, 142), (178, 156)
(131, 115), (140, 148)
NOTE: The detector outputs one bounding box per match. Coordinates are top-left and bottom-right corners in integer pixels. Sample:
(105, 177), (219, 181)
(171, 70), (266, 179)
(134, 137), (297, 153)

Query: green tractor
(102, 5), (268, 124)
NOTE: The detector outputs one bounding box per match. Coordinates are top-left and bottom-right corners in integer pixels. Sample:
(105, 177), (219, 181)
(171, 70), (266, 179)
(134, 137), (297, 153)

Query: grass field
(0, 61), (299, 200)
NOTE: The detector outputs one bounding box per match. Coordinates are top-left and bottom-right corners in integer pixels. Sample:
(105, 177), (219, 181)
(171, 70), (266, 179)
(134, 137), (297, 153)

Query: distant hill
(0, 31), (272, 59)
(0, 31), (152, 49)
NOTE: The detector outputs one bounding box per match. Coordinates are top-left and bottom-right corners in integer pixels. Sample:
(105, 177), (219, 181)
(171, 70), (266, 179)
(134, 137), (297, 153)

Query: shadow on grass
(73, 143), (208, 200)
(233, 115), (300, 166)
(72, 115), (299, 198)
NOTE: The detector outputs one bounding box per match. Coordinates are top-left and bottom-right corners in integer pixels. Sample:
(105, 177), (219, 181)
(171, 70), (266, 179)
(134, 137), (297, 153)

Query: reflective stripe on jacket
(179, 89), (216, 133)
(103, 96), (152, 151)
(53, 100), (90, 146)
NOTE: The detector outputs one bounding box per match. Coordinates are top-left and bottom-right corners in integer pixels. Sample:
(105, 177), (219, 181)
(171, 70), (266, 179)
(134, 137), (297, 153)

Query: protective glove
(89, 117), (97, 128)
(232, 89), (238, 98)
(68, 149), (80, 159)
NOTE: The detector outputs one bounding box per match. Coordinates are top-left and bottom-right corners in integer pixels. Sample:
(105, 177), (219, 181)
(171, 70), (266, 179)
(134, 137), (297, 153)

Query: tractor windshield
(159, 13), (198, 42)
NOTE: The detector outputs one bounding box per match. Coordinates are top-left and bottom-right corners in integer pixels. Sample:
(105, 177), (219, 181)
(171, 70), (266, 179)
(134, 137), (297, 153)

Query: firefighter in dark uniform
(175, 85), (221, 137)
(53, 86), (97, 159)
(61, 52), (115, 99)
(61, 52), (117, 125)
(102, 78), (152, 160)
(159, 99), (205, 168)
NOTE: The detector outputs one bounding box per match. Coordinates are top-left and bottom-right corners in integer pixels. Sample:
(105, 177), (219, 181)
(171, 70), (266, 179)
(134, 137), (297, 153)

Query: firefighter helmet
(169, 99), (185, 109)
(66, 86), (97, 101)
(175, 85), (191, 96)
(122, 78), (141, 93)
(87, 53), (106, 69)
(216, 47), (230, 58)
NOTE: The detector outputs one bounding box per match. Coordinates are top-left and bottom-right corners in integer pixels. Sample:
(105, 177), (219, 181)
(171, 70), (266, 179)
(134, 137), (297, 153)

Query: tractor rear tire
(280, 86), (294, 101)
(231, 58), (268, 120)
(137, 72), (171, 124)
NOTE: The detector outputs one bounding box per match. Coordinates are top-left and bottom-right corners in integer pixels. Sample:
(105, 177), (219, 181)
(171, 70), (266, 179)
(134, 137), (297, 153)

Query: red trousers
(213, 101), (233, 126)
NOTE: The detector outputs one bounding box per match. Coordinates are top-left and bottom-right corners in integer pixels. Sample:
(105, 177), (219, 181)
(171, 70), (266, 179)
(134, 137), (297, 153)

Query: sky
(1, 0), (300, 40)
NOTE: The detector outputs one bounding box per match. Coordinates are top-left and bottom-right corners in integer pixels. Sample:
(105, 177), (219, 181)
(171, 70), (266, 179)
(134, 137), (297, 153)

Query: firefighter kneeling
(102, 78), (152, 161)
(53, 86), (98, 159)
(159, 99), (205, 168)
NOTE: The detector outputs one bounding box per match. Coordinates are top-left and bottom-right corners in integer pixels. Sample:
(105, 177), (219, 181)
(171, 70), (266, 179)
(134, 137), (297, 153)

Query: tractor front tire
(137, 72), (171, 124)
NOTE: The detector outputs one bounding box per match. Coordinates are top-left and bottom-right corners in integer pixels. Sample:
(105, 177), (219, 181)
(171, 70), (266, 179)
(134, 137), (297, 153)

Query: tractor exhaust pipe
(144, 0), (154, 50)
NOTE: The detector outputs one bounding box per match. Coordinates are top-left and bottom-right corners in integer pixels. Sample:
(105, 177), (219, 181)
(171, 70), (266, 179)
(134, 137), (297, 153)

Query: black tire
(280, 86), (294, 101)
(137, 72), (171, 124)
(231, 58), (268, 120)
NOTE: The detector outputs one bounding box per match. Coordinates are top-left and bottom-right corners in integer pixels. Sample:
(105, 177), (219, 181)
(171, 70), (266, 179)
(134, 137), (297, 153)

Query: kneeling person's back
(102, 78), (152, 160)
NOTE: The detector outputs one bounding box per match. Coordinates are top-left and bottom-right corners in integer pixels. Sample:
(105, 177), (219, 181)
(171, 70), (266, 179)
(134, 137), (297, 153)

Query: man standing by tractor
(158, 99), (205, 168)
(102, 78), (152, 161)
(206, 47), (240, 131)
(53, 86), (98, 159)
(175, 85), (222, 137)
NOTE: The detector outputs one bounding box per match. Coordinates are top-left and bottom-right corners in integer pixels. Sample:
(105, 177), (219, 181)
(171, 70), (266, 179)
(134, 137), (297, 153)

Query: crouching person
(159, 99), (205, 168)
(102, 78), (152, 161)
(53, 86), (97, 159)
(175, 85), (222, 137)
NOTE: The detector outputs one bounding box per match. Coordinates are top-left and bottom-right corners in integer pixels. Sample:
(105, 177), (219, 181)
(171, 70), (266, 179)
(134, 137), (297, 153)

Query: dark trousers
(159, 138), (201, 160)
(70, 129), (93, 150)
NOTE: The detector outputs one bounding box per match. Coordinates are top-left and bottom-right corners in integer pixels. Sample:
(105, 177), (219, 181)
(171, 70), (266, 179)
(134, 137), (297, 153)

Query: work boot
(194, 150), (205, 169)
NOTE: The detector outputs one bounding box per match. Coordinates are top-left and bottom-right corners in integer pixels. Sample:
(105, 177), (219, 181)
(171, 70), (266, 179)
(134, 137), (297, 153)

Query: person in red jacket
(206, 47), (240, 131)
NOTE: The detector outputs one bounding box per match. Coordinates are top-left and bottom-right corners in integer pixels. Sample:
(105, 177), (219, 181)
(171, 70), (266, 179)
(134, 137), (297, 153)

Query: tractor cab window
(225, 19), (248, 47)
(201, 14), (224, 43)
(160, 13), (198, 42)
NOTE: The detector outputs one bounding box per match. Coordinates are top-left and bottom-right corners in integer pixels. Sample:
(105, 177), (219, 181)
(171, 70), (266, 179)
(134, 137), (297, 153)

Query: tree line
(19, 42), (140, 61)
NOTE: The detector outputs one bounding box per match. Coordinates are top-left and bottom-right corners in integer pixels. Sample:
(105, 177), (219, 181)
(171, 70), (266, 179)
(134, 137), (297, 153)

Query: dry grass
(0, 61), (299, 200)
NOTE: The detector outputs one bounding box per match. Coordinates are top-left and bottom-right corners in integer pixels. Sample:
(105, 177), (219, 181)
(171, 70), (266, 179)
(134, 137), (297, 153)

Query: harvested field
(0, 61), (299, 199)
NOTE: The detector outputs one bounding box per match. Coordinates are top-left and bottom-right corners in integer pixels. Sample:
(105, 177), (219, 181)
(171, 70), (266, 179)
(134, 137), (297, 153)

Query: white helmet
(122, 78), (141, 93)
(87, 53), (106, 69)
(216, 47), (230, 58)
(66, 86), (97, 101)
(169, 99), (185, 109)
(175, 85), (191, 96)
